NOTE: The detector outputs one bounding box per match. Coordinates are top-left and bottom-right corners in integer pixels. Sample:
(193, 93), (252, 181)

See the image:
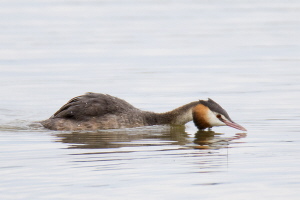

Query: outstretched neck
(144, 101), (199, 126)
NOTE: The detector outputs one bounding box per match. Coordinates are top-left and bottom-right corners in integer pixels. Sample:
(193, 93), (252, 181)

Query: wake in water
(0, 120), (45, 132)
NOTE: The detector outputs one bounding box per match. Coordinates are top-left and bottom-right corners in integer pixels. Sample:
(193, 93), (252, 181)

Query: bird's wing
(51, 92), (137, 120)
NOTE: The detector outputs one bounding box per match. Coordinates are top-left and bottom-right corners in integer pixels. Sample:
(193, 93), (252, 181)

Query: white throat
(173, 108), (194, 125)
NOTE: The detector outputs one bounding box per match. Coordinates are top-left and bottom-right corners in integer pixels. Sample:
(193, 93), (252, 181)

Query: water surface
(0, 0), (300, 199)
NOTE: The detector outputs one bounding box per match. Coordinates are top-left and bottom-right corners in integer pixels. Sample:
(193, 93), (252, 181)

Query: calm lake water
(1, 0), (300, 199)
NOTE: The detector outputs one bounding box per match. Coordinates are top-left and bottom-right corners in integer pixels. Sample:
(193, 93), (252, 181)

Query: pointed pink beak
(222, 119), (247, 131)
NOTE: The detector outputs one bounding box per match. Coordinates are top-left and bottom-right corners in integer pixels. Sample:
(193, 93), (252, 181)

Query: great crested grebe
(41, 92), (247, 131)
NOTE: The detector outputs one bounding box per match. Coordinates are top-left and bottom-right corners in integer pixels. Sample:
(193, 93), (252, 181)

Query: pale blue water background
(0, 0), (300, 199)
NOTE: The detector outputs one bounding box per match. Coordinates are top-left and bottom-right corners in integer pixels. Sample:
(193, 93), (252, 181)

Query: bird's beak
(222, 119), (247, 131)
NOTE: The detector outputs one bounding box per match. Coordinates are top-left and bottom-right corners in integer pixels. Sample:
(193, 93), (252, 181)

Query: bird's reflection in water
(54, 125), (246, 150)
(55, 125), (189, 149)
(194, 130), (247, 150)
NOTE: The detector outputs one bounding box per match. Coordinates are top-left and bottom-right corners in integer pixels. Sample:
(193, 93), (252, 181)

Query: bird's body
(41, 92), (246, 131)
(41, 93), (198, 131)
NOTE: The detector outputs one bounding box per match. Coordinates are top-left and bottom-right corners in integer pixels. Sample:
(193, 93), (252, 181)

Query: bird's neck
(144, 101), (199, 125)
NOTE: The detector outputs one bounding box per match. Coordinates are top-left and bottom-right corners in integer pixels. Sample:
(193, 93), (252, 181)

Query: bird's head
(192, 98), (247, 131)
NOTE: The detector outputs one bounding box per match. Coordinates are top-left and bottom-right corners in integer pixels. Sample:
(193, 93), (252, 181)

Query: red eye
(216, 114), (221, 118)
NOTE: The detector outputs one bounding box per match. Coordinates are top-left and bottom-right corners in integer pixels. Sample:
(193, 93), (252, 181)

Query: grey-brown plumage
(41, 92), (199, 131)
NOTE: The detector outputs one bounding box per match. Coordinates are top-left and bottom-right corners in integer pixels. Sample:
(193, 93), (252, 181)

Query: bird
(41, 92), (247, 131)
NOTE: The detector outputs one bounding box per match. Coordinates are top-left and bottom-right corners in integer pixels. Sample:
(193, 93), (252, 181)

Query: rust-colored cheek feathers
(192, 104), (211, 130)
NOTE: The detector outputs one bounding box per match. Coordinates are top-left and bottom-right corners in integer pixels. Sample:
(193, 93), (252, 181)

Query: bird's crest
(199, 98), (232, 121)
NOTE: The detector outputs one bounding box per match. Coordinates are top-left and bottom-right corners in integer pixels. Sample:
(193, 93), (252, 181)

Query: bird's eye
(216, 114), (222, 119)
